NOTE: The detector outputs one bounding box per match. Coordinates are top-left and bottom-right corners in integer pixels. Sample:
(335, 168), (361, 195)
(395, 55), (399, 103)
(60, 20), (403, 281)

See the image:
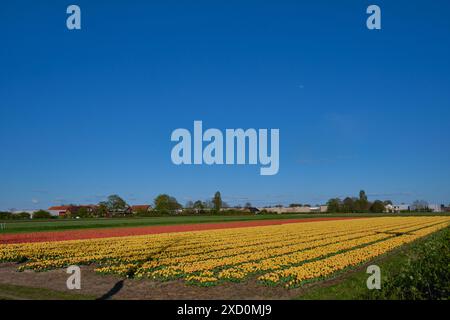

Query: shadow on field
(95, 238), (184, 299)
(96, 280), (124, 300)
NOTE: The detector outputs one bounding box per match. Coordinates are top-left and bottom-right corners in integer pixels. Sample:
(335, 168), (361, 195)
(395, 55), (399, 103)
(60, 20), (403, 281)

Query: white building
(428, 204), (443, 212)
(385, 204), (410, 213)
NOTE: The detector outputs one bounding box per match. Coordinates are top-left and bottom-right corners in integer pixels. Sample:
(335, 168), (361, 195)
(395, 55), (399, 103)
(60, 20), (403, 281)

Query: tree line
(0, 210), (52, 220)
(61, 191), (231, 218)
(2, 190), (446, 220)
(326, 190), (389, 213)
(1, 191), (250, 220)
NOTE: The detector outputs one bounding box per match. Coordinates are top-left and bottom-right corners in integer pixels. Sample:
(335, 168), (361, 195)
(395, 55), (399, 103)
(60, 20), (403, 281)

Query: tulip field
(1, 216), (449, 288)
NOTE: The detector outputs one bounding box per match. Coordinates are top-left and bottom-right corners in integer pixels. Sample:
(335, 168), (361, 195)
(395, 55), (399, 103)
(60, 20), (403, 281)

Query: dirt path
(0, 217), (357, 244)
(0, 263), (306, 300)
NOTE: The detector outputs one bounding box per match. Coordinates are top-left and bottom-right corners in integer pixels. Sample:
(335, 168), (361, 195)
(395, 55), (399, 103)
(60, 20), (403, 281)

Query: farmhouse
(48, 206), (74, 217)
(48, 205), (97, 217)
(130, 205), (152, 213)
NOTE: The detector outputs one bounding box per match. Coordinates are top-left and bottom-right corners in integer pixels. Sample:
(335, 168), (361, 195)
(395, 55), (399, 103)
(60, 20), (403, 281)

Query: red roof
(48, 206), (72, 211)
(131, 205), (151, 210)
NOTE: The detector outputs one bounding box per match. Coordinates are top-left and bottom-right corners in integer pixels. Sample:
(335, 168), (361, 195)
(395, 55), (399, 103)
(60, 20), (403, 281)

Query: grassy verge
(1, 213), (448, 234)
(296, 226), (450, 300)
(0, 214), (306, 234)
(0, 283), (96, 300)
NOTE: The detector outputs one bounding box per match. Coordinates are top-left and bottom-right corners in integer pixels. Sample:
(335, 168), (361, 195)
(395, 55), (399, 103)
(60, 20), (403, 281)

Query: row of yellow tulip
(134, 219), (434, 280)
(259, 222), (448, 287)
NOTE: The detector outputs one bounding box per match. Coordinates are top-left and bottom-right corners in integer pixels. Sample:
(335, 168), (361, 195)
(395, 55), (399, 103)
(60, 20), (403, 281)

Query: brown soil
(0, 263), (308, 300)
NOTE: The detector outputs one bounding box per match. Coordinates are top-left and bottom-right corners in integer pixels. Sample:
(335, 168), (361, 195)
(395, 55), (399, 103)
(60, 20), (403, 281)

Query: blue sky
(1, 0), (450, 210)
